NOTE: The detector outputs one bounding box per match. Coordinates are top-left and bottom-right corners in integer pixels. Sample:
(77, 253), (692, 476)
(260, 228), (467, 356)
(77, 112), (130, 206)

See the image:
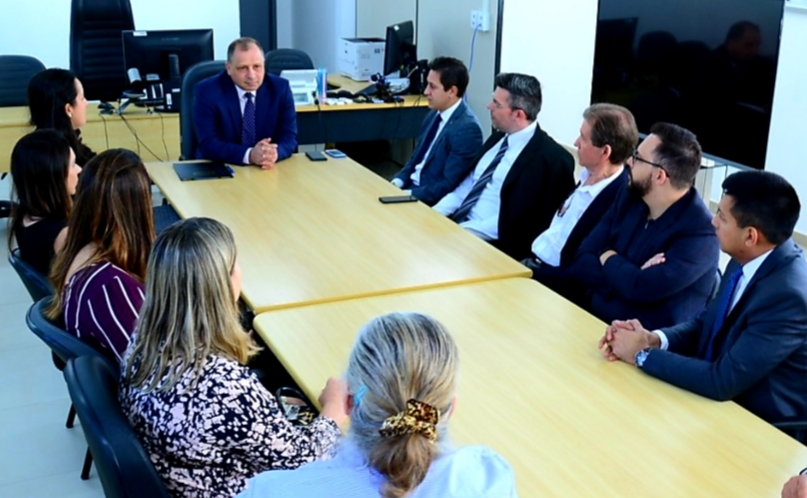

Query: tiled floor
(0, 221), (104, 497)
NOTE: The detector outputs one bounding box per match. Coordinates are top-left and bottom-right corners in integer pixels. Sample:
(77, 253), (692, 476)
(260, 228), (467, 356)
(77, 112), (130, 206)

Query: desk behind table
(253, 277), (807, 497)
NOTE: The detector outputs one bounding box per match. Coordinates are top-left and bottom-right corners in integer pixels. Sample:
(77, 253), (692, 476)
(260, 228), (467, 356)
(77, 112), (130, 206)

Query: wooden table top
(146, 155), (530, 312)
(253, 278), (807, 497)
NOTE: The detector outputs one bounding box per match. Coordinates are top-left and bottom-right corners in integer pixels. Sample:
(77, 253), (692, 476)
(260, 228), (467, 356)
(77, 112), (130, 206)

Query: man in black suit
(522, 103), (637, 303)
(432, 73), (575, 260)
(600, 170), (807, 424)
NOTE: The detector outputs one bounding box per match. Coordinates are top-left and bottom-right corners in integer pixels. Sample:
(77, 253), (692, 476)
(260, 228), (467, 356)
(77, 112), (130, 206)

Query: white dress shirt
(235, 84), (257, 165)
(531, 166), (624, 266)
(433, 121), (538, 241)
(653, 249), (774, 350)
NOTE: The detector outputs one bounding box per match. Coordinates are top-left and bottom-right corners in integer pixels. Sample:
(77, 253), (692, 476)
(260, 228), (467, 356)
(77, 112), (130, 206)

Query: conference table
(146, 154), (530, 313)
(0, 74), (428, 173)
(253, 277), (807, 497)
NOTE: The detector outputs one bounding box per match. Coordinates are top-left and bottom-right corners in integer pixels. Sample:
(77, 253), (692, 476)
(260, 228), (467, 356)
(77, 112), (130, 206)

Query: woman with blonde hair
(48, 148), (154, 362)
(240, 312), (517, 498)
(120, 217), (348, 498)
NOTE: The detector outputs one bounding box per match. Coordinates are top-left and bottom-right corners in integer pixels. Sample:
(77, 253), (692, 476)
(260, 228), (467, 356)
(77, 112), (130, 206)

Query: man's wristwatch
(634, 347), (653, 368)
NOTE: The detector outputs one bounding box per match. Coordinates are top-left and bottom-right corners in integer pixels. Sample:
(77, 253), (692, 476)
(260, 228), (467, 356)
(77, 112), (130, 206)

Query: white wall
(499, 0), (599, 145)
(291, 0), (356, 71)
(765, 6), (807, 233)
(0, 0), (239, 69)
(356, 0), (416, 40)
(276, 0), (293, 48)
(417, 0), (499, 134)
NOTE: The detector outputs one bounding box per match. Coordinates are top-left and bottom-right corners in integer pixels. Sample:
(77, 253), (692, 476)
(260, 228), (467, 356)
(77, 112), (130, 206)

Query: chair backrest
(64, 356), (171, 498)
(25, 298), (116, 371)
(0, 55), (46, 107)
(70, 0), (135, 102)
(179, 60), (226, 159)
(264, 48), (314, 75)
(8, 248), (54, 302)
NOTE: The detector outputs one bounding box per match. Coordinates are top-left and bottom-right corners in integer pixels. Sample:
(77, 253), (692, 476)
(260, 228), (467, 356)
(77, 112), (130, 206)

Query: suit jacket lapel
(422, 101), (467, 167)
(254, 80), (270, 139)
(724, 241), (792, 323)
(222, 79), (242, 137)
(699, 241), (794, 356)
(502, 124), (542, 191)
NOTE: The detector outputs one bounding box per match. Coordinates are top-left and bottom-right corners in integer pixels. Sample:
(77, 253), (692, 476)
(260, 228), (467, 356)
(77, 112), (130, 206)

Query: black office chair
(774, 419), (807, 445)
(0, 55), (46, 217)
(179, 60), (225, 159)
(8, 248), (54, 303)
(26, 297), (117, 479)
(264, 48), (314, 75)
(64, 356), (171, 498)
(70, 0), (134, 102)
(0, 55), (46, 106)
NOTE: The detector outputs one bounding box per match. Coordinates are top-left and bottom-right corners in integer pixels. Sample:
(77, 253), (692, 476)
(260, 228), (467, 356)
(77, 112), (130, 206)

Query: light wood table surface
(253, 278), (807, 497)
(146, 155), (529, 312)
(0, 103), (180, 172)
(295, 73), (427, 113)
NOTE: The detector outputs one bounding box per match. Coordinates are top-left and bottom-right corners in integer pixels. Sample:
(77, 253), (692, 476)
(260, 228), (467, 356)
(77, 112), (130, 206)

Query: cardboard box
(337, 37), (385, 81)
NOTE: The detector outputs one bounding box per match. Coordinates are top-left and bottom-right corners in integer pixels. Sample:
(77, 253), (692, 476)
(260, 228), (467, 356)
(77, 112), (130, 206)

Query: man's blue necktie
(704, 267), (743, 361)
(241, 92), (256, 146)
(450, 136), (510, 223)
(410, 115), (442, 166)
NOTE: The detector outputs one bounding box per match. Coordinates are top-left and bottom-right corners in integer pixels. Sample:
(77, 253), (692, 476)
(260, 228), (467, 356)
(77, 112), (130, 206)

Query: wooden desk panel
(0, 104), (179, 172)
(147, 155), (529, 312)
(253, 278), (807, 497)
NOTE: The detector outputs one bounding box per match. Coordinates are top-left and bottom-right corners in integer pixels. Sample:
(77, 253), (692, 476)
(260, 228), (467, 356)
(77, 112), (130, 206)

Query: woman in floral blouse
(120, 217), (348, 497)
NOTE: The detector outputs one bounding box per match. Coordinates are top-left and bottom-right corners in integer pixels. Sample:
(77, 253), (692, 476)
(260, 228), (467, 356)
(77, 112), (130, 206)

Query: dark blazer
(193, 71), (297, 165)
(475, 125), (575, 261)
(530, 167), (629, 303)
(570, 187), (719, 330)
(393, 100), (483, 205)
(642, 240), (807, 423)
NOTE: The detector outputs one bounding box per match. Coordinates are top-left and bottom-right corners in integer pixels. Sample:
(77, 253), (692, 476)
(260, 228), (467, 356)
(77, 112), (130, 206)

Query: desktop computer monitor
(384, 21), (415, 77)
(122, 29), (214, 83)
(121, 29), (214, 111)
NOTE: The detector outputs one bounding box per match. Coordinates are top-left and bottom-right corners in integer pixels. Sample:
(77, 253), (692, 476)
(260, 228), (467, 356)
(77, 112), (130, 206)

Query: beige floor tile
(0, 343), (70, 411)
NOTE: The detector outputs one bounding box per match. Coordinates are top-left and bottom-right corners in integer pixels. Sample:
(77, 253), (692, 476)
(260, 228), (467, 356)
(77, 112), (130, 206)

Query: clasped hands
(598, 319), (660, 364)
(249, 138), (279, 169)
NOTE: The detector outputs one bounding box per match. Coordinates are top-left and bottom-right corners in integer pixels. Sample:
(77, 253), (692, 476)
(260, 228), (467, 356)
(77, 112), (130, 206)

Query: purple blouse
(62, 261), (144, 362)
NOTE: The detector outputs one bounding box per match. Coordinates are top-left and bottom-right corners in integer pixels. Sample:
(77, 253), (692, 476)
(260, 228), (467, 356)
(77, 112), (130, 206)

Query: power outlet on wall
(470, 10), (491, 32)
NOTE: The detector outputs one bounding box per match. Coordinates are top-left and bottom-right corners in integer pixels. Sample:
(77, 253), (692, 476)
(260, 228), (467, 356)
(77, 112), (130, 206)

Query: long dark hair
(8, 130), (74, 252)
(47, 149), (155, 320)
(27, 68), (96, 165)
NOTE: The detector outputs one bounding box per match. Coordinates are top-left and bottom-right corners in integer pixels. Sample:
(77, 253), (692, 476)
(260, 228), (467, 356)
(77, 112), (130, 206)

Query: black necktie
(411, 114), (442, 166)
(450, 137), (510, 223)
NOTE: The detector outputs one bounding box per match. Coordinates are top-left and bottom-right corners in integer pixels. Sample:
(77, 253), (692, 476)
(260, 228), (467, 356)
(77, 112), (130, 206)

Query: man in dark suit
(193, 37), (297, 168)
(522, 103), (637, 304)
(600, 170), (807, 424)
(570, 123), (719, 330)
(433, 73), (575, 260)
(391, 57), (482, 205)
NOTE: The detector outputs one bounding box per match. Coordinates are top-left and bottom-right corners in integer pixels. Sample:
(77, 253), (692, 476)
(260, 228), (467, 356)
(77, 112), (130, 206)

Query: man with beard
(568, 122), (719, 330)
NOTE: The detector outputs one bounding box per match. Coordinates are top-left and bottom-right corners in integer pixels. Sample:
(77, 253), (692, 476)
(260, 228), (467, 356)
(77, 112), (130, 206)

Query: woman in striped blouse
(47, 148), (154, 362)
